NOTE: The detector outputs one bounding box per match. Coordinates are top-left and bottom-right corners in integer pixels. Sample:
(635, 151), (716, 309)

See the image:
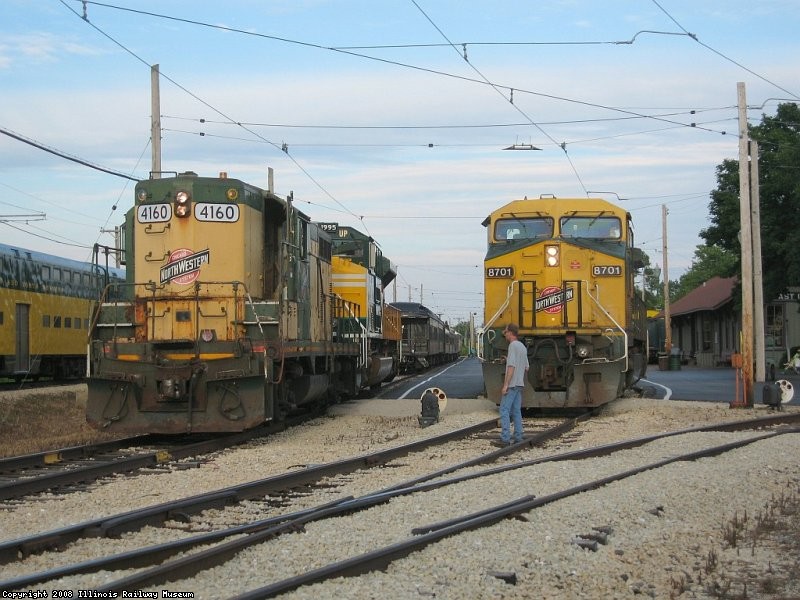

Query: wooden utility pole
(469, 312), (475, 355)
(751, 140), (765, 383)
(151, 64), (162, 178)
(662, 204), (671, 355)
(737, 82), (754, 405)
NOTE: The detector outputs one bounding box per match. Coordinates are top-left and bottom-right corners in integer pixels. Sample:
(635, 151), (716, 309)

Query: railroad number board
(136, 203), (240, 223)
(486, 266), (514, 278)
(592, 265), (622, 276)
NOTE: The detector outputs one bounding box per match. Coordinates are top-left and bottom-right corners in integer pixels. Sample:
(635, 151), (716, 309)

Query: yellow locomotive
(87, 171), (393, 434)
(480, 195), (647, 411)
(324, 223), (401, 390)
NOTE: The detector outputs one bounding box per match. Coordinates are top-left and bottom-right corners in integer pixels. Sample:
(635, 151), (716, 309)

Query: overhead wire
(331, 30), (693, 50)
(162, 105), (734, 130)
(650, 0), (800, 101)
(69, 1), (732, 137)
(0, 182), (118, 227)
(0, 129), (148, 256)
(59, 0), (372, 235)
(1, 221), (94, 249)
(0, 125), (139, 182)
(163, 119), (736, 151)
(409, 0), (590, 193)
(44, 1), (788, 311)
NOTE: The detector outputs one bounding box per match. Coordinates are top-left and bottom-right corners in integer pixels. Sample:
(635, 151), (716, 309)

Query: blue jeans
(499, 386), (524, 443)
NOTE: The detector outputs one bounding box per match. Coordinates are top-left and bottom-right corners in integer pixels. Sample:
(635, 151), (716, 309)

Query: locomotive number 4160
(195, 203), (240, 222)
(592, 265), (622, 276)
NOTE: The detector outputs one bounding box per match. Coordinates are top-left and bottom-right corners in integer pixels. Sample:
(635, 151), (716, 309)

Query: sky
(1, 0), (799, 326)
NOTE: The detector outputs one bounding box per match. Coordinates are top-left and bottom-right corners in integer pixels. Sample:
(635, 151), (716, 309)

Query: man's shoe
(491, 439), (510, 448)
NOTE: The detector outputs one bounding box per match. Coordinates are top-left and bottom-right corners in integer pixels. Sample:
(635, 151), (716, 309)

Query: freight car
(479, 195), (647, 411)
(390, 302), (461, 373)
(86, 170), (399, 434)
(0, 243), (122, 381)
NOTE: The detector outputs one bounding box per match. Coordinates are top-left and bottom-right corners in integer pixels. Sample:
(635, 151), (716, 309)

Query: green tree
(671, 245), (738, 299)
(701, 102), (800, 302)
(453, 320), (471, 354)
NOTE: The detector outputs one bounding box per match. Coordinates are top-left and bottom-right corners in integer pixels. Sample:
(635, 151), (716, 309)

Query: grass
(0, 389), (122, 457)
(681, 484), (800, 599)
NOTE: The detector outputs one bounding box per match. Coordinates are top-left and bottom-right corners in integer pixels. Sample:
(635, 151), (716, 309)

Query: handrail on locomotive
(478, 278), (629, 372)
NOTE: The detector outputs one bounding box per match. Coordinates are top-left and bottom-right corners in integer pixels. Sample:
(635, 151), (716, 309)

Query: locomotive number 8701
(480, 194), (648, 413)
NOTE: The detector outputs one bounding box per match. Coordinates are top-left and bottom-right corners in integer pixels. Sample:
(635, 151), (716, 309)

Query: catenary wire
(67, 1), (732, 137)
(0, 125), (139, 182)
(650, 0), (800, 101)
(59, 0), (371, 235)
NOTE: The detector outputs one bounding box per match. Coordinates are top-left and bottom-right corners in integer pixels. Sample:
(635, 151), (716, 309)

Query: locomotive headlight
(545, 245), (559, 267)
(575, 344), (592, 358)
(175, 190), (192, 218)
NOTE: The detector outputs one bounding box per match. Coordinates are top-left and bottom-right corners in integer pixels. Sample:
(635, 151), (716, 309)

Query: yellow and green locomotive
(87, 171), (380, 433)
(480, 195), (647, 411)
(324, 223), (401, 389)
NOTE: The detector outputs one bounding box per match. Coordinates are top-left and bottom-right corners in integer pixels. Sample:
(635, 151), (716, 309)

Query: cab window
(494, 217), (553, 241)
(560, 216), (621, 239)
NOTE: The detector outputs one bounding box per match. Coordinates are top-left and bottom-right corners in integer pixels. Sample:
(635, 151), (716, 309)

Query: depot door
(15, 303), (30, 373)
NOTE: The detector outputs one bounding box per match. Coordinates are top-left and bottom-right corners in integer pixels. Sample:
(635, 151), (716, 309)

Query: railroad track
(0, 378), (86, 392)
(1, 412), (798, 597)
(0, 373), (414, 501)
(0, 420), (300, 501)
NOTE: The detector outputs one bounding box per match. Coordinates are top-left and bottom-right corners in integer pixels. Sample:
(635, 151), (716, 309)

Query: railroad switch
(419, 389), (440, 427)
(418, 387), (449, 427)
(763, 379), (794, 411)
(762, 383), (781, 410)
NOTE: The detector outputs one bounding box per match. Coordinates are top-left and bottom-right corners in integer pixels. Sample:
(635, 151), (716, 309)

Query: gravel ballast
(1, 393), (798, 599)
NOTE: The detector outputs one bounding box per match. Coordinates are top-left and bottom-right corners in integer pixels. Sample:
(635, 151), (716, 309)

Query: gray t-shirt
(506, 339), (529, 387)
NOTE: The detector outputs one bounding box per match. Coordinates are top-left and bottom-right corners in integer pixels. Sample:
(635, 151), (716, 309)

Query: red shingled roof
(660, 276), (737, 317)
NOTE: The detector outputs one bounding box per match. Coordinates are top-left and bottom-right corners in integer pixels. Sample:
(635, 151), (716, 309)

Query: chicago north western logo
(160, 248), (210, 285)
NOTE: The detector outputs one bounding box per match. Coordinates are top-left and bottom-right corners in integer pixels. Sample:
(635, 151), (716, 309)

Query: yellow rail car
(480, 195), (647, 411)
(0, 243), (121, 380)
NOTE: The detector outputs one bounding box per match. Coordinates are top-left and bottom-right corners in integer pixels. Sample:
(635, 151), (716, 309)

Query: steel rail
(3, 414), (796, 593)
(0, 416), (583, 591)
(0, 424), (290, 501)
(232, 430), (794, 599)
(0, 435), (150, 473)
(0, 419), (498, 565)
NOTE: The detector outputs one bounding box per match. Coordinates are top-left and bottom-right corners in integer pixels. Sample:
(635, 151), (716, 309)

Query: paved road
(382, 356), (485, 400)
(382, 357), (799, 408)
(642, 364), (800, 406)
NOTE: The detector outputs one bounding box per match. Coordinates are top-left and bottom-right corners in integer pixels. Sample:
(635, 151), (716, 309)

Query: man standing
(493, 322), (529, 447)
